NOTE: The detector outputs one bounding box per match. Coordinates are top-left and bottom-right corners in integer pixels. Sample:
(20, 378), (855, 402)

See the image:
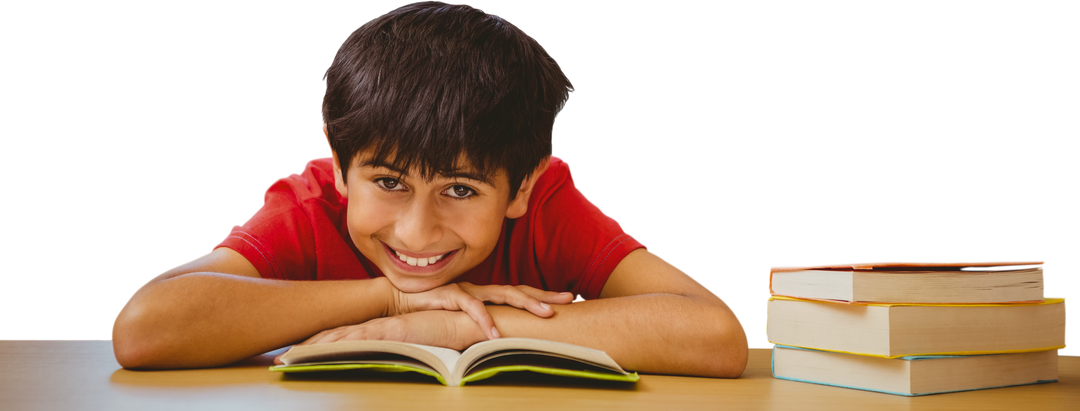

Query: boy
(113, 2), (748, 377)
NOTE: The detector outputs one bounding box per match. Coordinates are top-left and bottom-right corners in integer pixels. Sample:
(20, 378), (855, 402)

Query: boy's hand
(389, 282), (573, 341)
(274, 310), (485, 364)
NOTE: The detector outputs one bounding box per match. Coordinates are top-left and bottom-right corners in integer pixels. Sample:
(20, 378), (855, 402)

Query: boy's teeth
(396, 250), (445, 267)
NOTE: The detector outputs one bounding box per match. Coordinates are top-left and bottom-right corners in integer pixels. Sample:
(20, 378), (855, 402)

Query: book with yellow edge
(270, 337), (638, 386)
(767, 296), (1065, 358)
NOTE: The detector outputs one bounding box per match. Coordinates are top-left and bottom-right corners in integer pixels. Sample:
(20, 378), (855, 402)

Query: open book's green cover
(271, 363), (451, 384)
(460, 365), (639, 384)
(270, 362), (640, 386)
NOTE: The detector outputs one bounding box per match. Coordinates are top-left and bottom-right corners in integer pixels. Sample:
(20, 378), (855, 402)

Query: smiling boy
(113, 2), (748, 377)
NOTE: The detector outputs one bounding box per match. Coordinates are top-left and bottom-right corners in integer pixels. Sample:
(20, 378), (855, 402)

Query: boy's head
(323, 1), (572, 198)
(322, 2), (572, 292)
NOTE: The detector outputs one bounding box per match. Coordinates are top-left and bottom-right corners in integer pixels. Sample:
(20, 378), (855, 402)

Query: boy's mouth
(382, 244), (457, 272)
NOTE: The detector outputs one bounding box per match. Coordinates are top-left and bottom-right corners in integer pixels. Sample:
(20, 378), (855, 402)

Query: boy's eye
(375, 177), (406, 191)
(374, 178), (472, 198)
(444, 185), (476, 199)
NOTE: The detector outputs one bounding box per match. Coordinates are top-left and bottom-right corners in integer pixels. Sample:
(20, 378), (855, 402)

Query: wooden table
(1, 341), (1076, 410)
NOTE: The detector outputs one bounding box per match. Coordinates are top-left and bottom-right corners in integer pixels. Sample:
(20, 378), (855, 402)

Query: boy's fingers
(535, 289), (578, 302)
(514, 286), (575, 304)
(456, 295), (498, 340)
(510, 287), (575, 317)
(403, 283), (570, 318)
(297, 329), (331, 346)
(461, 284), (556, 318)
(309, 330), (343, 345)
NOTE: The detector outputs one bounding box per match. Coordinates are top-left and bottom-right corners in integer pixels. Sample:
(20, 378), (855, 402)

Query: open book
(269, 338), (639, 386)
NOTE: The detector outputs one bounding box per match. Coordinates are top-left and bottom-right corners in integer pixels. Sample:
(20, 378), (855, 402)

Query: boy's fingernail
(540, 303), (551, 310)
(491, 327), (501, 339)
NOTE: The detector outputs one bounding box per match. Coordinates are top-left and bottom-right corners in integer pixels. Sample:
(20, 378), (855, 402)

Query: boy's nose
(394, 195), (444, 252)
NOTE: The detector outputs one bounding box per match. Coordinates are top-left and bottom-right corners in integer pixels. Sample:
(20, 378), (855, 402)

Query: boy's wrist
(451, 310), (489, 348)
(373, 276), (400, 318)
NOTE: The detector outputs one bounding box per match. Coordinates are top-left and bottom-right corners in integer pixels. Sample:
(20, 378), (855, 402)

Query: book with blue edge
(771, 345), (1058, 396)
(767, 262), (1065, 396)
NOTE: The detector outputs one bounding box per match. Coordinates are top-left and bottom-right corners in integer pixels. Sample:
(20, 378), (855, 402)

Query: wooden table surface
(1, 341), (1076, 410)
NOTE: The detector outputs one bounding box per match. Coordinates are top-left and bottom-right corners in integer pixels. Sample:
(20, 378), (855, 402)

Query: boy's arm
(113, 248), (397, 369)
(292, 248), (748, 377)
(492, 248), (748, 377)
(113, 248), (569, 369)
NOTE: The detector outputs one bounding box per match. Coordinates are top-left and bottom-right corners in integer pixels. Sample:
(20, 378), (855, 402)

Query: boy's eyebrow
(359, 159), (494, 185)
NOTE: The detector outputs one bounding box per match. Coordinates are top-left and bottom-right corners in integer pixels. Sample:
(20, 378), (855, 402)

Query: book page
(456, 338), (626, 381)
(297, 356), (438, 374)
(278, 340), (460, 378)
(461, 350), (625, 376)
(413, 344), (463, 377)
(771, 270), (854, 301)
(854, 269), (1043, 303)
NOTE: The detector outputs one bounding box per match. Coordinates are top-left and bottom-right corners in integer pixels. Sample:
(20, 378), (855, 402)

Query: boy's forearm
(113, 274), (394, 369)
(486, 294), (748, 378)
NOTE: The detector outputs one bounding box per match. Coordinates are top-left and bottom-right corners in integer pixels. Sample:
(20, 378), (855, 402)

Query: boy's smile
(331, 149), (540, 293)
(382, 243), (460, 274)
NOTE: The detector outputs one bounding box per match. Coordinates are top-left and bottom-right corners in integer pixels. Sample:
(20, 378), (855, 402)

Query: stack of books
(767, 261), (1066, 396)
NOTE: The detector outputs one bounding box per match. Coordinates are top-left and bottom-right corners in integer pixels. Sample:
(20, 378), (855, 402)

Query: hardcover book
(771, 345), (1059, 396)
(769, 261), (1043, 304)
(767, 296), (1066, 358)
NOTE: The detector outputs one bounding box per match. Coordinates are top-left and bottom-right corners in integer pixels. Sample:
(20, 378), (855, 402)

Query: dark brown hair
(323, 1), (573, 197)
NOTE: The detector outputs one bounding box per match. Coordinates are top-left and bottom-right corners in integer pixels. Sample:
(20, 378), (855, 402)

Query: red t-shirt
(216, 157), (643, 300)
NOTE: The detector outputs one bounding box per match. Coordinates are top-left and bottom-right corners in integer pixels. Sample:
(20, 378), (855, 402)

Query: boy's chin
(384, 275), (451, 294)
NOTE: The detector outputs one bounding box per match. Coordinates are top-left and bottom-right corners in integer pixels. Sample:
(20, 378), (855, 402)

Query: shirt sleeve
(528, 159), (645, 299)
(215, 176), (319, 281)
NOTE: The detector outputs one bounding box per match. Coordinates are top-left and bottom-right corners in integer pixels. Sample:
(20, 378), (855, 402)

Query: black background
(12, 1), (1075, 351)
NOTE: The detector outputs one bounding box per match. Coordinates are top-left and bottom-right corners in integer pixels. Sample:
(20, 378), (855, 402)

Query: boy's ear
(321, 125), (347, 197)
(505, 157), (551, 219)
(317, 124), (330, 153)
(326, 148), (347, 198)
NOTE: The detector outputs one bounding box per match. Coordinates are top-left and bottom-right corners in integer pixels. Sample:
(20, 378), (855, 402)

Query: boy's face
(332, 149), (539, 293)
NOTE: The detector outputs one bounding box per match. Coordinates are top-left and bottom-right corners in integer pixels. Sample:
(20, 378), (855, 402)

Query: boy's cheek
(347, 203), (390, 239)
